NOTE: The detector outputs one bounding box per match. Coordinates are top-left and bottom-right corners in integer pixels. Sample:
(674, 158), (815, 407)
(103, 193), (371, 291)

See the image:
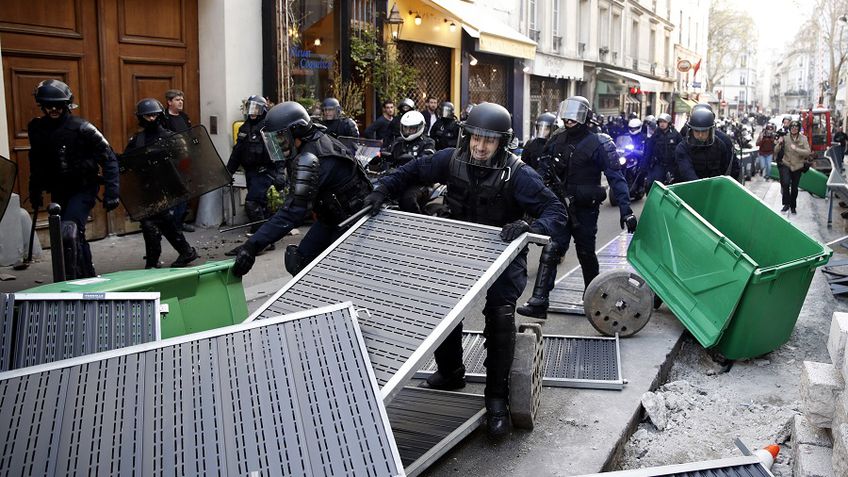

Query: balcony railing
(553, 36), (562, 52)
(578, 42), (586, 58)
(529, 29), (541, 42)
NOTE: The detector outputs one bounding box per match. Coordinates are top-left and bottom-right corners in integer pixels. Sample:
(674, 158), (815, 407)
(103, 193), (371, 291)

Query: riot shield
(0, 155), (17, 222)
(119, 125), (231, 220)
(336, 136), (382, 168)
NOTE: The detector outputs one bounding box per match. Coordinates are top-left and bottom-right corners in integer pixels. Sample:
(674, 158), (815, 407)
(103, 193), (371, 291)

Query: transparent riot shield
(336, 136), (383, 169)
(0, 155), (17, 222)
(119, 125), (231, 220)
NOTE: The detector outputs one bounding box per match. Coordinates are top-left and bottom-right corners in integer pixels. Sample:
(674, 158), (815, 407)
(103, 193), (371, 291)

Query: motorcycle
(610, 134), (648, 206)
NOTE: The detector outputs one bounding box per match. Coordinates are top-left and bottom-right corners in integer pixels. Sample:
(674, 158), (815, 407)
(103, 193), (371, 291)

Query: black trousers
(780, 168), (802, 209)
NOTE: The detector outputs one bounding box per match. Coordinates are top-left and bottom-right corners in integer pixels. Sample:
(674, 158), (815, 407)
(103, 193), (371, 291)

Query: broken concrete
(832, 424), (848, 476)
(795, 444), (836, 477)
(640, 391), (668, 431)
(793, 415), (834, 449)
(828, 312), (848, 370)
(801, 361), (845, 428)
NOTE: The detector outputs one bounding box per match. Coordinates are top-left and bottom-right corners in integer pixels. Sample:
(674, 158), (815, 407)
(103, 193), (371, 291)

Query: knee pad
(61, 220), (78, 247)
(540, 241), (565, 264)
(284, 244), (306, 275)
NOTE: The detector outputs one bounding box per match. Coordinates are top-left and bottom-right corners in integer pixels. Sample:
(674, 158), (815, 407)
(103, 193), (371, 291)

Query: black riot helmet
(322, 97), (341, 120)
(34, 79), (76, 110)
(534, 112), (557, 139)
(245, 95), (269, 118)
(439, 101), (455, 119)
(261, 101), (315, 162)
(686, 106), (716, 147)
(398, 98), (415, 114)
(457, 102), (513, 168)
(135, 98), (164, 128)
(557, 96), (592, 125)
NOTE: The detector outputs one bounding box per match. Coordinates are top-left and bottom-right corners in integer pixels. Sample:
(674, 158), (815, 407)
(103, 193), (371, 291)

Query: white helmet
(628, 118), (642, 134)
(400, 110), (426, 141)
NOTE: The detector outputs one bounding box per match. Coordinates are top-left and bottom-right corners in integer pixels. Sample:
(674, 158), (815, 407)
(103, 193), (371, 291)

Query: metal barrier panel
(415, 332), (624, 390)
(575, 455), (773, 477)
(548, 233), (634, 315)
(0, 294), (13, 371)
(249, 210), (547, 403)
(0, 303), (404, 476)
(6, 292), (162, 371)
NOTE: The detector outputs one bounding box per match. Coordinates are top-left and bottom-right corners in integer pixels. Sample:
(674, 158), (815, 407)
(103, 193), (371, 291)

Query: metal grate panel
(387, 387), (485, 477)
(5, 292), (162, 371)
(548, 233), (635, 315)
(576, 455), (774, 477)
(0, 294), (13, 371)
(415, 332), (624, 389)
(0, 303), (404, 477)
(249, 210), (547, 403)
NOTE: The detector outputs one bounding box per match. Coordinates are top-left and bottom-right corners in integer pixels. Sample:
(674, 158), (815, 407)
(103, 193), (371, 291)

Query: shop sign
(290, 47), (333, 70)
(676, 59), (691, 72)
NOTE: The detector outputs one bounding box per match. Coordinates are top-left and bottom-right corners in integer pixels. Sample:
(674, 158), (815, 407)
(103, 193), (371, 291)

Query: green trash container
(24, 260), (247, 339)
(628, 177), (831, 359)
(769, 162), (828, 198)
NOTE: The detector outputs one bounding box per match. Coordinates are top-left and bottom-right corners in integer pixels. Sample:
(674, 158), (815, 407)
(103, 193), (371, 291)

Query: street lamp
(385, 3), (404, 42)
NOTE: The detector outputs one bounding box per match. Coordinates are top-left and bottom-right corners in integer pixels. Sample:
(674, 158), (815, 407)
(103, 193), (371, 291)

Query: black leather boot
(141, 220), (162, 269)
(517, 242), (563, 319)
(483, 305), (516, 439)
(425, 323), (466, 390)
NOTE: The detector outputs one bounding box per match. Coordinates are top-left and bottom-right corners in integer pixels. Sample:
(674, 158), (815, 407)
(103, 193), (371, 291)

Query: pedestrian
(833, 125), (847, 172)
(362, 102), (568, 439)
(774, 120), (811, 214)
(318, 97), (359, 138)
(364, 100), (395, 144)
(517, 96), (636, 320)
(27, 79), (120, 278)
(521, 112), (557, 171)
(429, 101), (460, 151)
(224, 95), (285, 240)
(644, 113), (683, 191)
(230, 101), (372, 278)
(124, 98), (198, 268)
(421, 96), (439, 135)
(162, 88), (194, 232)
(675, 104), (739, 182)
(388, 110), (436, 213)
(387, 98), (415, 145)
(756, 123), (777, 179)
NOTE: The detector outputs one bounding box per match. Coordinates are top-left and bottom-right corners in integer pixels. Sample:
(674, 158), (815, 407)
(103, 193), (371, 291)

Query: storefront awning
(530, 53), (583, 81)
(697, 92), (720, 103)
(600, 68), (663, 93)
(674, 96), (698, 113)
(426, 0), (536, 59)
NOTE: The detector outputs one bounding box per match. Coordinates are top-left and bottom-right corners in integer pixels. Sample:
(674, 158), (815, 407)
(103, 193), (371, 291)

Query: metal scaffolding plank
(248, 210), (548, 403)
(0, 294), (13, 371)
(574, 455), (774, 476)
(548, 233), (635, 315)
(387, 387), (485, 477)
(415, 332), (625, 390)
(0, 302), (405, 477)
(3, 292), (162, 371)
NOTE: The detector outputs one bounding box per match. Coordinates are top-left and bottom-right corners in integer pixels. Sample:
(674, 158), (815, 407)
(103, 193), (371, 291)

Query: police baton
(337, 207), (372, 230)
(218, 219), (268, 234)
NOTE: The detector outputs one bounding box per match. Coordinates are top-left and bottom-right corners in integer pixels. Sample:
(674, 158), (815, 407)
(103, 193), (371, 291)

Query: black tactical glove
(363, 190), (387, 216)
(104, 197), (120, 212)
(232, 242), (259, 277)
(500, 219), (531, 241)
(621, 214), (638, 233)
(273, 175), (287, 192)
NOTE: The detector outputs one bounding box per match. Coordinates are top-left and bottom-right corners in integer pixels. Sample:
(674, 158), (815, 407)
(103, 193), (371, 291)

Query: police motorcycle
(610, 123), (648, 205)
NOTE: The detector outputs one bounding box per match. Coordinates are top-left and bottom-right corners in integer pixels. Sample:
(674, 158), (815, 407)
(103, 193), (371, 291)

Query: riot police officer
(124, 98), (198, 269)
(362, 102), (569, 439)
(429, 101), (461, 151)
(517, 96), (637, 320)
(644, 113), (683, 191)
(675, 105), (739, 181)
(225, 95), (285, 236)
(231, 102), (372, 277)
(27, 79), (120, 278)
(318, 97), (359, 138)
(387, 98), (416, 145)
(522, 112), (557, 170)
(384, 111), (436, 214)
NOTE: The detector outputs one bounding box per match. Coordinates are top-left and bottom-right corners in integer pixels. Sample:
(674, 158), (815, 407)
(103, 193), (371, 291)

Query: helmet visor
(440, 105), (453, 118)
(401, 123), (424, 139)
(535, 123), (552, 139)
(558, 99), (589, 124)
(455, 126), (507, 169)
(247, 99), (266, 116)
(261, 128), (294, 162)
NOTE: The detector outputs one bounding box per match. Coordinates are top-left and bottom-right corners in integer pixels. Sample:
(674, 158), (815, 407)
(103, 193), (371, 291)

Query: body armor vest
(688, 141), (726, 178)
(235, 119), (268, 168)
(29, 115), (105, 188)
(296, 133), (372, 223)
(445, 152), (525, 227)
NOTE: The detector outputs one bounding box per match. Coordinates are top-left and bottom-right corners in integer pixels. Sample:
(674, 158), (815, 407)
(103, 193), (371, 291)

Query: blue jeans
(758, 154), (772, 178)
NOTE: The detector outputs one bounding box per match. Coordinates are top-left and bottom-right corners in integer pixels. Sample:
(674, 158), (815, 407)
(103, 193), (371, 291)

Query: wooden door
(1, 1), (107, 246)
(1, 0), (200, 238)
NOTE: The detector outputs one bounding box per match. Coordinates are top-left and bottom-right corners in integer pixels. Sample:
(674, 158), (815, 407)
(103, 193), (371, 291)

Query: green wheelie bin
(23, 260), (247, 339)
(628, 177), (831, 359)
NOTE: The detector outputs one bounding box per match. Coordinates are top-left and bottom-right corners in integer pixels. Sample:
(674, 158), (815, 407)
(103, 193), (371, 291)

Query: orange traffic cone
(754, 444), (780, 469)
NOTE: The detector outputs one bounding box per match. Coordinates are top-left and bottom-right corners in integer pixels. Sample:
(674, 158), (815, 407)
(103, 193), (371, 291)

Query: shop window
(288, 0), (336, 115)
(469, 62), (508, 106)
(397, 42), (451, 108)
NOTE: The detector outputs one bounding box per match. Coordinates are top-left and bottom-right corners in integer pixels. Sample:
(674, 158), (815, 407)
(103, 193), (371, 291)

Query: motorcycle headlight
(625, 144), (634, 151)
(619, 156), (627, 166)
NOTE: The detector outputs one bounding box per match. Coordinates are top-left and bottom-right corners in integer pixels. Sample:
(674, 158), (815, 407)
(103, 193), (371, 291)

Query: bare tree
(815, 0), (848, 113)
(706, 0), (756, 91)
